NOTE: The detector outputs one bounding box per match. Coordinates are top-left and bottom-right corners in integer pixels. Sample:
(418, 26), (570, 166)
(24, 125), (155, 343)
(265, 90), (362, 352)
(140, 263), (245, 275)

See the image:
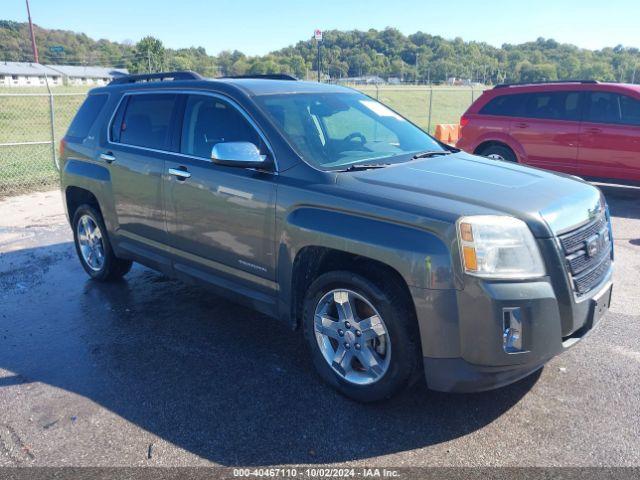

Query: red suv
(457, 81), (640, 184)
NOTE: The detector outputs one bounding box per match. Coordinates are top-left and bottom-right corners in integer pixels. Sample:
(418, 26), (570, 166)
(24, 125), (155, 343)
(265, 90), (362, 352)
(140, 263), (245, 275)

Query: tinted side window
(181, 95), (261, 158)
(115, 94), (178, 151)
(66, 94), (108, 141)
(523, 91), (580, 121)
(479, 94), (526, 116)
(620, 95), (640, 126)
(585, 92), (621, 124)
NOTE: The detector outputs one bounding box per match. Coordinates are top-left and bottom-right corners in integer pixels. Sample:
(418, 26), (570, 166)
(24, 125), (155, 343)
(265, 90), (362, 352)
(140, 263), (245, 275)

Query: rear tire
(72, 204), (132, 281)
(302, 271), (420, 402)
(479, 144), (517, 163)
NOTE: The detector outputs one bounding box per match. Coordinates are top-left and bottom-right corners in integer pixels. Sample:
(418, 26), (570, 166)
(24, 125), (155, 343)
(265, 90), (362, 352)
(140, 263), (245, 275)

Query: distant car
(457, 80), (640, 184)
(59, 72), (613, 401)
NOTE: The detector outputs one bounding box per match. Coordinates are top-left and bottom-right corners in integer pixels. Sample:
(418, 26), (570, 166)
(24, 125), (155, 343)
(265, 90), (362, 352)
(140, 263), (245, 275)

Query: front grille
(558, 215), (612, 296)
(573, 257), (612, 295)
(559, 215), (608, 253)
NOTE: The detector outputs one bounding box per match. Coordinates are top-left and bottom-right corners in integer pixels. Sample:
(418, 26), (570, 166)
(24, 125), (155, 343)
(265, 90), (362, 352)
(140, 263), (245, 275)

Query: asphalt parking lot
(0, 185), (638, 467)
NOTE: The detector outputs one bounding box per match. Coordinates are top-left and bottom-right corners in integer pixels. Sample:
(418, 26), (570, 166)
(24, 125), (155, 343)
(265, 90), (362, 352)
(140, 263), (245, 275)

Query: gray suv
(60, 71), (614, 401)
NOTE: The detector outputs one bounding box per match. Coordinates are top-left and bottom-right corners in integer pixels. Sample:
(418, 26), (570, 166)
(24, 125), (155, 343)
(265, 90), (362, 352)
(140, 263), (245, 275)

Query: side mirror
(211, 142), (268, 169)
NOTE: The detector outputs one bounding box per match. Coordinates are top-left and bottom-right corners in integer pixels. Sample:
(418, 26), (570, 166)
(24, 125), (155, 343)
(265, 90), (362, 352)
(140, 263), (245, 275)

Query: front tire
(302, 271), (420, 402)
(72, 204), (132, 281)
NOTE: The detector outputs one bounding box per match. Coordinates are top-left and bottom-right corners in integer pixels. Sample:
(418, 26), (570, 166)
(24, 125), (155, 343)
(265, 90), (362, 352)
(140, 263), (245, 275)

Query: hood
(338, 151), (603, 237)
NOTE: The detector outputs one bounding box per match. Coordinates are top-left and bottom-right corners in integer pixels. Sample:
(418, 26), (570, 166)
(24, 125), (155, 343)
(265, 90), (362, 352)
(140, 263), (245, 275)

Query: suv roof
(493, 80), (599, 89)
(487, 80), (640, 95)
(96, 70), (351, 97)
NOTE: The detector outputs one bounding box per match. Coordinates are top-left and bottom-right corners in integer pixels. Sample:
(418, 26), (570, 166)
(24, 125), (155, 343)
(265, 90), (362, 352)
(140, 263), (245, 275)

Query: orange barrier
(433, 123), (461, 146)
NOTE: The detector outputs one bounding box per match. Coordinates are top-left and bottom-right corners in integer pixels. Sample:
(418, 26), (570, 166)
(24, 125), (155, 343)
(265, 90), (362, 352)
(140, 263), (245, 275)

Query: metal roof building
(0, 62), (63, 87)
(47, 65), (129, 85)
(0, 62), (129, 87)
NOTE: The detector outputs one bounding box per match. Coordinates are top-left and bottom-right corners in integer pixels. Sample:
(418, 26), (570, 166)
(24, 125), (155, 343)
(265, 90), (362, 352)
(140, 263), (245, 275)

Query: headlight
(457, 216), (545, 279)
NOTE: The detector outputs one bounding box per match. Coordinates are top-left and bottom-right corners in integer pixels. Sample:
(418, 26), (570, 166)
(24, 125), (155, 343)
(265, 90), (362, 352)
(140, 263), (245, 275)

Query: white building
(47, 65), (129, 86)
(0, 62), (62, 87)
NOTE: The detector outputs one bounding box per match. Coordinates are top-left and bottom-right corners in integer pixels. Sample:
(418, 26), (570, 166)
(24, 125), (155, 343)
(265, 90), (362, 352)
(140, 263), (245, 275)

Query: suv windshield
(255, 92), (445, 170)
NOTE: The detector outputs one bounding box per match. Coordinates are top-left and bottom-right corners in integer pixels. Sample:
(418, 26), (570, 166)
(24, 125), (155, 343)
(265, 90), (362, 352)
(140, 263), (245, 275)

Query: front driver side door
(163, 93), (278, 301)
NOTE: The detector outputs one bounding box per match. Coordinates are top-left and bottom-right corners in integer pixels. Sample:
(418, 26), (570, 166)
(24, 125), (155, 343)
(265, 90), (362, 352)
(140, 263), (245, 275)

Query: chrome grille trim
(558, 214), (612, 296)
(559, 215), (608, 254)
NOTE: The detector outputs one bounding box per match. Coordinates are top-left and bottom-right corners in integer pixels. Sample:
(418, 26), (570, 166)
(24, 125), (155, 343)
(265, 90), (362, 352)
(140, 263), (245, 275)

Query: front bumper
(411, 268), (613, 393)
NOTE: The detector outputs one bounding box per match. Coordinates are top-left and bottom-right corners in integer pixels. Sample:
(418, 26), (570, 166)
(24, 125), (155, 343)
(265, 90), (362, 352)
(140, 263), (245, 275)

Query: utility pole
(317, 42), (321, 82)
(147, 50), (152, 73)
(25, 0), (39, 63)
(314, 29), (323, 82)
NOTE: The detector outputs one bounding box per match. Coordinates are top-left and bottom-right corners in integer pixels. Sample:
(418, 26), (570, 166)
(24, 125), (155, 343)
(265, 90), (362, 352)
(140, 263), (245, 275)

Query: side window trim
(107, 90), (184, 153)
(107, 90), (278, 171)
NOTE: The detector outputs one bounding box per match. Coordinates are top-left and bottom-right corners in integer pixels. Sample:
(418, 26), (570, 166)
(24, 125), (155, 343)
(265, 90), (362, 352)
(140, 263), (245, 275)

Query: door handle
(168, 167), (191, 180)
(585, 127), (602, 134)
(100, 152), (116, 163)
(514, 122), (529, 129)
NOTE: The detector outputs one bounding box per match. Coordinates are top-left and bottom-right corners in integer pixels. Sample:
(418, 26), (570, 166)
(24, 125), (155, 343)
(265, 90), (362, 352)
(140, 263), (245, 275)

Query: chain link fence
(0, 85), (487, 197)
(0, 91), (86, 197)
(356, 85), (486, 134)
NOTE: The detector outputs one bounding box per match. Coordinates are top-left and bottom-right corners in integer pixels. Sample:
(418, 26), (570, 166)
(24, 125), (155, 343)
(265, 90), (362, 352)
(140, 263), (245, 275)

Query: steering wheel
(342, 132), (367, 146)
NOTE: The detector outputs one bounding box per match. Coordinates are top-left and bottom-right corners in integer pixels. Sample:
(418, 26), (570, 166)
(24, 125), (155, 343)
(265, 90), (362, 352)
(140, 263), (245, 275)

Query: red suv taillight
(460, 115), (470, 128)
(59, 138), (66, 158)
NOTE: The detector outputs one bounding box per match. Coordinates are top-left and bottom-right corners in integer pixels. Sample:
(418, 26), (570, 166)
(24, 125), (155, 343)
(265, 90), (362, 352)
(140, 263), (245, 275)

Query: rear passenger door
(163, 93), (277, 300)
(509, 90), (581, 173)
(578, 91), (640, 182)
(105, 92), (183, 267)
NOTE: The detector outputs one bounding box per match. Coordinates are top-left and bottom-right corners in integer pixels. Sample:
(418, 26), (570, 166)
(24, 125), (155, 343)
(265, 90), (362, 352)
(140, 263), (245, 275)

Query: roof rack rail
(221, 74), (298, 81)
(109, 71), (203, 85)
(494, 80), (598, 89)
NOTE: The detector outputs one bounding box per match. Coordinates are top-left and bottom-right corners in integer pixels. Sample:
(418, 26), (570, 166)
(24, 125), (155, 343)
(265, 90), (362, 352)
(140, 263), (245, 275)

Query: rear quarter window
(66, 94), (108, 142)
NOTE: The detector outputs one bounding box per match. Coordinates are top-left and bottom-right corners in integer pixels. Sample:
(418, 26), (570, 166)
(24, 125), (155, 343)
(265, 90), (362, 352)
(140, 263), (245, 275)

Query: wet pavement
(0, 187), (639, 467)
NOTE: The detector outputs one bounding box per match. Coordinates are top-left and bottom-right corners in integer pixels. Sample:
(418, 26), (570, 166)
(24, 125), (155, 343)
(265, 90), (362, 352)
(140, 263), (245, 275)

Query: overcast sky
(4, 0), (639, 55)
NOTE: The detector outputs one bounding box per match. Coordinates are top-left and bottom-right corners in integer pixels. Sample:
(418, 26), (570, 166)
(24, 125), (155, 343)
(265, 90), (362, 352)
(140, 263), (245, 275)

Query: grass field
(0, 85), (487, 196)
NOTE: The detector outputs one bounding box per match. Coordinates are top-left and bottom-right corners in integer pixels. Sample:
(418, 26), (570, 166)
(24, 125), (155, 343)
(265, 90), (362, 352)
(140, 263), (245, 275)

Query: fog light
(503, 307), (524, 353)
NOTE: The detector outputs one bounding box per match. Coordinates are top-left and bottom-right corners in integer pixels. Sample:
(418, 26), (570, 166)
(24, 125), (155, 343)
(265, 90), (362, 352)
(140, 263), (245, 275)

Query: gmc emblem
(585, 230), (609, 258)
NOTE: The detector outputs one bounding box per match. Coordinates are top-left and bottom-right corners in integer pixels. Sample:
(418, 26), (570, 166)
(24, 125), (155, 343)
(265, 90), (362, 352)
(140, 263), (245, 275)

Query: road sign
(49, 46), (64, 53)
(314, 29), (322, 42)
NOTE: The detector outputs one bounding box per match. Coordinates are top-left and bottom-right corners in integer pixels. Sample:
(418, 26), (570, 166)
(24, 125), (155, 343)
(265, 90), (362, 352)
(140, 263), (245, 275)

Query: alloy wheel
(76, 214), (105, 272)
(314, 289), (391, 385)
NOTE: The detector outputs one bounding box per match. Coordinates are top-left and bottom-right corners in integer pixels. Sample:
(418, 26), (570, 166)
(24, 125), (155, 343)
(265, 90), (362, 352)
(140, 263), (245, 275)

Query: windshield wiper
(339, 163), (390, 172)
(411, 150), (452, 159)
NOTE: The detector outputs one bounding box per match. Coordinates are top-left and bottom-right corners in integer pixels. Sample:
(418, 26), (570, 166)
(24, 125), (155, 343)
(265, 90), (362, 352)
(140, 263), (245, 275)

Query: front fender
(276, 206), (456, 324)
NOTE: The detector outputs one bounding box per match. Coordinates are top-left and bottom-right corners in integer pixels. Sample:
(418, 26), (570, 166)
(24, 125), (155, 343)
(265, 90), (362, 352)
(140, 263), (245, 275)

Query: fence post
(375, 83), (379, 100)
(44, 72), (58, 170)
(427, 86), (433, 133)
(471, 85), (476, 104)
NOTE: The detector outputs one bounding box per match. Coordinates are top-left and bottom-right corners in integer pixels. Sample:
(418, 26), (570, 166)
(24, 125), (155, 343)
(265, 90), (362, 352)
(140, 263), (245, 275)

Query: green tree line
(1, 20), (639, 84)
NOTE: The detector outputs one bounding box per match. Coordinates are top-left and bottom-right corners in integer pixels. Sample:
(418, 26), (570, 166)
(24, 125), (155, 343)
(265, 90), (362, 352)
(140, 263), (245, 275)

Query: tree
(2, 22), (640, 85)
(132, 36), (165, 73)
